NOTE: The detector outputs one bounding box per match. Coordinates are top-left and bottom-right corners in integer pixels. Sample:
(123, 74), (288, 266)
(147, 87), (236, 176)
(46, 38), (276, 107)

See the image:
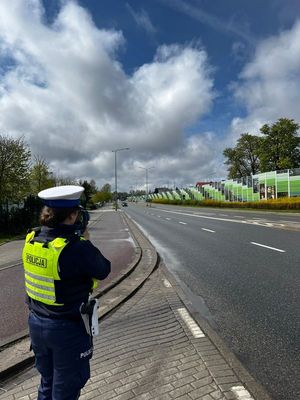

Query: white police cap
(38, 185), (84, 208)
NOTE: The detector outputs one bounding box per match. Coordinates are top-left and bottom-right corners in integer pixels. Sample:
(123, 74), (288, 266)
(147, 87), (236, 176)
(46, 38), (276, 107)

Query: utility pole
(138, 166), (155, 202)
(112, 148), (129, 211)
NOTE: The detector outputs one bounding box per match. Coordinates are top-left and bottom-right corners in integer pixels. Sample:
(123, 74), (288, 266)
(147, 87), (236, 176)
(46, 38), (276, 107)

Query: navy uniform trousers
(29, 311), (93, 400)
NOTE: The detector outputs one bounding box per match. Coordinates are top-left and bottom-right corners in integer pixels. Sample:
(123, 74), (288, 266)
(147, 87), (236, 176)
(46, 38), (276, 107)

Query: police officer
(22, 185), (111, 400)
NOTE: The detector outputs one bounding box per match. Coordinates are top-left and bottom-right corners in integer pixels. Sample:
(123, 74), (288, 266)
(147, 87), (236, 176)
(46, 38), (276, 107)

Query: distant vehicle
(122, 202), (128, 207)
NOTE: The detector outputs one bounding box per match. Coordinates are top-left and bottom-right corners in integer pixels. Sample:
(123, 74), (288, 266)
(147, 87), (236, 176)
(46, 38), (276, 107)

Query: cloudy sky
(1, 0), (300, 191)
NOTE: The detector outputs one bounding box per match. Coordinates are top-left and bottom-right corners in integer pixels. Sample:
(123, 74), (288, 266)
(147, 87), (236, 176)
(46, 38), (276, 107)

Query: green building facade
(149, 168), (300, 202)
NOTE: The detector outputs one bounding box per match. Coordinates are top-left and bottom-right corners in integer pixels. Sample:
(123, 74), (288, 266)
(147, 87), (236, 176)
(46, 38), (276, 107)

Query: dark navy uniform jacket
(26, 224), (111, 320)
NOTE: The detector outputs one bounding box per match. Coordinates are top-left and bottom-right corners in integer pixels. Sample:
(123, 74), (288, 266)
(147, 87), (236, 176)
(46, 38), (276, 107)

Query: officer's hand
(83, 228), (90, 240)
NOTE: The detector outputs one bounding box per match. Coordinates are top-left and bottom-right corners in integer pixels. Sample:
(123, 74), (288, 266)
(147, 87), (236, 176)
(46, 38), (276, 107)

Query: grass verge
(151, 197), (300, 211)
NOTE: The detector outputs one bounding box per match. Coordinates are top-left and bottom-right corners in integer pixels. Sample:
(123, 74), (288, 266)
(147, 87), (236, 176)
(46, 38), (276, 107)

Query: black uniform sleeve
(57, 237), (111, 281)
(81, 240), (111, 280)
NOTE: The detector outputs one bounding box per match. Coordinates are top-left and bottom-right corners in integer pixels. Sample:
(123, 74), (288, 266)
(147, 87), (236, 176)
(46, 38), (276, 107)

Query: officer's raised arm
(79, 236), (111, 281)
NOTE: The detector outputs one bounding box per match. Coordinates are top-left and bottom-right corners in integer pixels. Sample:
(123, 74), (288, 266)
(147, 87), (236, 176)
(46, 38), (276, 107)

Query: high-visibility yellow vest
(22, 231), (98, 306)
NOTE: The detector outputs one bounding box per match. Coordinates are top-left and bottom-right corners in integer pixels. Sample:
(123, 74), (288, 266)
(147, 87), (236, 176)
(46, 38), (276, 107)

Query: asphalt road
(124, 203), (300, 400)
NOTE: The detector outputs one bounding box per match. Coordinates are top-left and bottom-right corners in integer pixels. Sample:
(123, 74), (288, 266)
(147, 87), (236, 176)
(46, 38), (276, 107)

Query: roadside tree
(223, 133), (261, 178)
(92, 183), (112, 204)
(80, 179), (98, 207)
(0, 135), (31, 205)
(259, 118), (300, 171)
(30, 155), (55, 194)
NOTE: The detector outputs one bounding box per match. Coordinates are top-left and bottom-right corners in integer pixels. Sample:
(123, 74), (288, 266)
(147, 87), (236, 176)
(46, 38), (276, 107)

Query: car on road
(122, 202), (128, 207)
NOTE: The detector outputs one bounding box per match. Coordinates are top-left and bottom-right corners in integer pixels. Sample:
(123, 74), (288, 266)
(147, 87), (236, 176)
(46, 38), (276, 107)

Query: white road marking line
(157, 208), (283, 230)
(279, 220), (299, 224)
(177, 308), (205, 338)
(163, 279), (172, 288)
(251, 242), (285, 253)
(201, 228), (215, 233)
(165, 217), (171, 220)
(231, 386), (254, 400)
(157, 215), (161, 218)
(219, 214), (228, 216)
(178, 221), (187, 225)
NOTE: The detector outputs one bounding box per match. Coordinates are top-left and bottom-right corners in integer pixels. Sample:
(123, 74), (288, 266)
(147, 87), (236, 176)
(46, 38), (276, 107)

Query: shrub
(151, 197), (300, 211)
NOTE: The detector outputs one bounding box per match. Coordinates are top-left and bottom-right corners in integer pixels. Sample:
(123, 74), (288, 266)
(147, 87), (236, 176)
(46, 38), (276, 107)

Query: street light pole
(112, 147), (129, 211)
(138, 166), (155, 202)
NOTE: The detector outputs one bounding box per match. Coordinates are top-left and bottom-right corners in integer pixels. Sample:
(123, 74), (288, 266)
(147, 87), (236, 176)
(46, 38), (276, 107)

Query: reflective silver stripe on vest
(26, 286), (56, 301)
(25, 271), (54, 283)
(25, 277), (54, 293)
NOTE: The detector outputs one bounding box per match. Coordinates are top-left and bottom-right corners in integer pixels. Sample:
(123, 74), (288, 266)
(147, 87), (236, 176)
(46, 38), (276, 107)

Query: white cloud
(229, 20), (300, 142)
(126, 4), (157, 35)
(128, 132), (220, 190)
(0, 0), (216, 190)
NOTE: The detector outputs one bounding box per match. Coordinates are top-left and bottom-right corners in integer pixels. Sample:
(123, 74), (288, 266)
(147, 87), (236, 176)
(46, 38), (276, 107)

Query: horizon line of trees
(223, 118), (300, 179)
(0, 135), (121, 234)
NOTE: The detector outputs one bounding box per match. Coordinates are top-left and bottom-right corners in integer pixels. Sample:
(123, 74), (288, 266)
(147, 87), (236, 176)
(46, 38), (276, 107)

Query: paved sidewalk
(0, 266), (263, 400)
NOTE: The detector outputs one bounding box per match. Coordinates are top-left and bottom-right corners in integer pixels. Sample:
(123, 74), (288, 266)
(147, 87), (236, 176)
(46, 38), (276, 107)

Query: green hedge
(0, 195), (42, 235)
(151, 197), (300, 210)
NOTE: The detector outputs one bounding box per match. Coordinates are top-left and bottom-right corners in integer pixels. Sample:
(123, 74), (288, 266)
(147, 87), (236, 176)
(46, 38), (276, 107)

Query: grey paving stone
(90, 370), (112, 382)
(191, 376), (214, 389)
(115, 381), (138, 395)
(98, 380), (122, 394)
(0, 267), (255, 400)
(80, 389), (102, 400)
(0, 396), (13, 400)
(189, 384), (216, 399)
(201, 355), (225, 363)
(175, 367), (198, 379)
(13, 396), (30, 400)
(209, 370), (236, 379)
(198, 350), (220, 357)
(180, 354), (200, 364)
(152, 394), (172, 400)
(208, 365), (233, 373)
(171, 375), (195, 389)
(14, 387), (38, 398)
(105, 371), (127, 384)
(169, 383), (194, 398)
(178, 360), (200, 371)
(110, 390), (135, 400)
(93, 389), (118, 400)
(204, 359), (228, 368)
(149, 383), (174, 397)
(202, 395), (216, 400)
(132, 393), (152, 400)
(210, 389), (225, 399)
(193, 369), (210, 380)
(213, 376), (239, 385)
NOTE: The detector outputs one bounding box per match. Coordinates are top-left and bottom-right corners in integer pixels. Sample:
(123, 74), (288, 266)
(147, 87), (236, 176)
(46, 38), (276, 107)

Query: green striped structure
(149, 168), (300, 203)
